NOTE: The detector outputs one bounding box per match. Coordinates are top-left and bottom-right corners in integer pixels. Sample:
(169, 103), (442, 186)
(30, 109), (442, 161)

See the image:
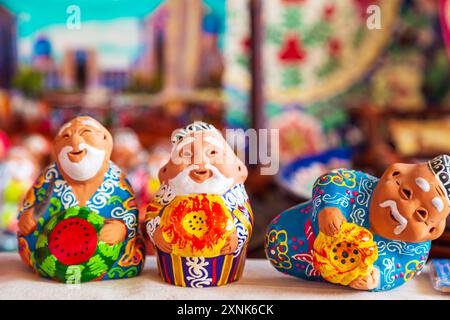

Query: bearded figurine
(145, 122), (253, 287)
(266, 155), (450, 291)
(17, 116), (145, 283)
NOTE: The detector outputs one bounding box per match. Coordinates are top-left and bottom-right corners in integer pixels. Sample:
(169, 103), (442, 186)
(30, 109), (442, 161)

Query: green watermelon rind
(35, 206), (123, 283)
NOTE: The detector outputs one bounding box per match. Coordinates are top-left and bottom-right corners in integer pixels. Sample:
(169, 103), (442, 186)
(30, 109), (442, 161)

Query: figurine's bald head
(54, 116), (113, 182)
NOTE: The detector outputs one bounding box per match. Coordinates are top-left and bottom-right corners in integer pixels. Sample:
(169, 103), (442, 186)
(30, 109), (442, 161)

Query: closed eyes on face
(391, 170), (400, 178)
(62, 132), (71, 139)
(80, 128), (94, 135)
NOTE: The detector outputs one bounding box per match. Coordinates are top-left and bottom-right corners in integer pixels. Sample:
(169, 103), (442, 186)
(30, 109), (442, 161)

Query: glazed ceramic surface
(266, 168), (431, 291)
(145, 122), (253, 287)
(16, 117), (145, 283)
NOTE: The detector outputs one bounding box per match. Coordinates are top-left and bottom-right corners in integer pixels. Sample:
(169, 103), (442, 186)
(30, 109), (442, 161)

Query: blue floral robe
(266, 169), (430, 291)
(17, 161), (145, 282)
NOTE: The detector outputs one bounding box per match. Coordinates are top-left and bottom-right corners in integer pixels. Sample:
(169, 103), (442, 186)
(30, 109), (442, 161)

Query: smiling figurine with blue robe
(266, 155), (450, 291)
(17, 116), (145, 283)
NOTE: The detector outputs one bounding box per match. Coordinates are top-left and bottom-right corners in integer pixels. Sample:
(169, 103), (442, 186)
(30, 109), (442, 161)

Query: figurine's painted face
(54, 117), (113, 182)
(370, 163), (449, 242)
(159, 129), (247, 196)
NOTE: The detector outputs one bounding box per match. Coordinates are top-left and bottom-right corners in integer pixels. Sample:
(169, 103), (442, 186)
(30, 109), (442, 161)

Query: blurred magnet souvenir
(16, 116), (145, 283)
(145, 122), (253, 287)
(22, 134), (51, 167)
(0, 130), (9, 160)
(266, 155), (450, 291)
(111, 127), (147, 174)
(0, 147), (38, 251)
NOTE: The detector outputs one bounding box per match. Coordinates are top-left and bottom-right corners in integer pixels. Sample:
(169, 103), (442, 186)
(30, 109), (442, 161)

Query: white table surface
(0, 253), (448, 300)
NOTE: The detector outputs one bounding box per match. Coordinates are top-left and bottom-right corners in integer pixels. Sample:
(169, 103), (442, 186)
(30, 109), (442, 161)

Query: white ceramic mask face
(168, 163), (234, 196)
(58, 143), (106, 181)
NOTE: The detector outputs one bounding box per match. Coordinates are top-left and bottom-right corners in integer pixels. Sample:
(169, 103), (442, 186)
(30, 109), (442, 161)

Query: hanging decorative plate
(263, 0), (400, 106)
(277, 147), (352, 200)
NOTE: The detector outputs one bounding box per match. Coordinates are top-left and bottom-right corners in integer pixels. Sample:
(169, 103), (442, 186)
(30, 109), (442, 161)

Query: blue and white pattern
(266, 169), (431, 291)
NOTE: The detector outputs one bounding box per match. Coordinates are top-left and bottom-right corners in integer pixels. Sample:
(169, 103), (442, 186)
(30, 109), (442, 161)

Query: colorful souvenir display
(270, 110), (327, 165)
(111, 128), (147, 174)
(266, 155), (450, 291)
(22, 134), (51, 166)
(223, 0), (252, 128)
(16, 116), (145, 283)
(278, 148), (352, 199)
(429, 259), (450, 292)
(0, 147), (38, 251)
(145, 122), (253, 287)
(263, 0), (400, 106)
(389, 119), (450, 157)
(371, 60), (425, 111)
(224, 0), (400, 128)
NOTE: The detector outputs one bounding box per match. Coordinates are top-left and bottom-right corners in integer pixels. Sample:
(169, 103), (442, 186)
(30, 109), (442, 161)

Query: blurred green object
(12, 67), (44, 98)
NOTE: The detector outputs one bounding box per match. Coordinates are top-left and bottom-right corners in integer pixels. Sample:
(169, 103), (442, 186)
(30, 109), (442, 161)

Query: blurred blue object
(33, 35), (52, 57)
(277, 148), (353, 200)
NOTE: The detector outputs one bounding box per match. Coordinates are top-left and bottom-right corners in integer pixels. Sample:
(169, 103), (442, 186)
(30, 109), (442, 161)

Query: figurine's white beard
(379, 200), (408, 235)
(58, 143), (106, 181)
(169, 164), (234, 196)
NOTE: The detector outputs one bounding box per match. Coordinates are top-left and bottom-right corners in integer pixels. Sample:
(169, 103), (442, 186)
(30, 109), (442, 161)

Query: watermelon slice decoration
(48, 217), (98, 265)
(35, 206), (124, 283)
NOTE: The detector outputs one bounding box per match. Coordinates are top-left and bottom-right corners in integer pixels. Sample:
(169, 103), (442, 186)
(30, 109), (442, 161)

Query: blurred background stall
(0, 0), (450, 257)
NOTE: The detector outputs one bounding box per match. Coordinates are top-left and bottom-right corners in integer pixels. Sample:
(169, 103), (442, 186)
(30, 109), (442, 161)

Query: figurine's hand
(152, 226), (172, 253)
(18, 209), (37, 236)
(349, 267), (380, 291)
(99, 220), (127, 245)
(220, 230), (239, 255)
(318, 207), (346, 237)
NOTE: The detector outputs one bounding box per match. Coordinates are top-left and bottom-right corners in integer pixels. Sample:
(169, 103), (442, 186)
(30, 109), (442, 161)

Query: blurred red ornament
(0, 130), (10, 160)
(328, 38), (342, 57)
(440, 0), (450, 59)
(278, 36), (307, 63)
(323, 4), (336, 20)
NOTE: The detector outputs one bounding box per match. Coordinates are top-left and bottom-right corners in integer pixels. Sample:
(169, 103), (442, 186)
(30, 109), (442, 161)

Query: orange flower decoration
(160, 194), (234, 257)
(313, 222), (378, 286)
(118, 238), (145, 267)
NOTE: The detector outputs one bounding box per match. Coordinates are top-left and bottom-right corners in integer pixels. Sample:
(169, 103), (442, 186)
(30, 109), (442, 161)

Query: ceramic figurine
(16, 116), (145, 283)
(266, 155), (450, 291)
(0, 147), (38, 251)
(145, 121), (253, 287)
(111, 128), (147, 174)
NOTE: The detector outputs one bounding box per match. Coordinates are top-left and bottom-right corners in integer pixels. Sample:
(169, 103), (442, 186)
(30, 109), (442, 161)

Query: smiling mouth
(68, 149), (87, 162)
(189, 169), (212, 182)
(70, 150), (85, 155)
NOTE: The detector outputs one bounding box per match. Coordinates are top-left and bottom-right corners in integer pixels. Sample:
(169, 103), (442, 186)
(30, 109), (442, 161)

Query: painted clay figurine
(17, 116), (145, 283)
(145, 122), (253, 287)
(266, 155), (450, 291)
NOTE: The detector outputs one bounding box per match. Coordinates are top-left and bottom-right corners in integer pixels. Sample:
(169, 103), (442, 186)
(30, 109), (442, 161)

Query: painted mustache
(379, 200), (408, 235)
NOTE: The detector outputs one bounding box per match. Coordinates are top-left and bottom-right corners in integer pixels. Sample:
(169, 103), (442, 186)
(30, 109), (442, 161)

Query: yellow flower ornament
(313, 222), (378, 286)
